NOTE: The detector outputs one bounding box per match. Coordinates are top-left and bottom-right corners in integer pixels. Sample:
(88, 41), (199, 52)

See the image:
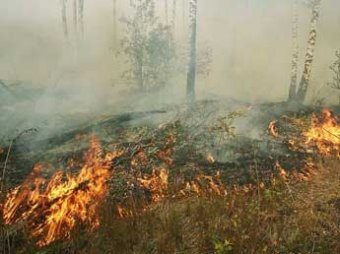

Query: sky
(0, 0), (340, 103)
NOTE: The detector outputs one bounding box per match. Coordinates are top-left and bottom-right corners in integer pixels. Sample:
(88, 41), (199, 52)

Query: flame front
(2, 136), (113, 246)
(303, 108), (340, 157)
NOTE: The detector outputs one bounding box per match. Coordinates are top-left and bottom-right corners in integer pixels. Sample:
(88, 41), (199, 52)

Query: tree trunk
(137, 58), (144, 91)
(113, 0), (117, 45)
(60, 0), (68, 39)
(186, 0), (198, 102)
(78, 0), (84, 37)
(73, 0), (78, 35)
(288, 0), (299, 101)
(165, 0), (169, 27)
(296, 0), (321, 103)
(172, 0), (177, 34)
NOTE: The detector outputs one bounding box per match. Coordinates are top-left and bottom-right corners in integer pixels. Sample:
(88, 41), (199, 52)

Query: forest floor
(0, 100), (339, 253)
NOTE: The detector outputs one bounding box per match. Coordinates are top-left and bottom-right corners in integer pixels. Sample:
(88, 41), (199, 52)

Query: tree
(73, 0), (78, 35)
(288, 0), (299, 101)
(120, 0), (175, 92)
(164, 0), (169, 27)
(59, 0), (84, 40)
(295, 0), (322, 103)
(60, 0), (68, 39)
(328, 51), (340, 104)
(186, 0), (198, 102)
(113, 0), (118, 44)
(78, 0), (84, 36)
(171, 0), (177, 34)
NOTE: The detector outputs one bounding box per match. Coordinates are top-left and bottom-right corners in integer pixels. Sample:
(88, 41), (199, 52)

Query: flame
(117, 204), (133, 218)
(275, 161), (288, 180)
(268, 120), (279, 138)
(183, 171), (227, 197)
(303, 108), (340, 157)
(137, 168), (168, 202)
(2, 136), (117, 246)
(207, 153), (215, 163)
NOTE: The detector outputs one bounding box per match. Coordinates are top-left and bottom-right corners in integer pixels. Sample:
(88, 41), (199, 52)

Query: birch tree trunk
(288, 0), (299, 101)
(296, 0), (322, 102)
(186, 0), (197, 101)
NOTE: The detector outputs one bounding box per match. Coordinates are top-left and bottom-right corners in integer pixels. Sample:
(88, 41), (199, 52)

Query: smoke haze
(1, 0), (340, 139)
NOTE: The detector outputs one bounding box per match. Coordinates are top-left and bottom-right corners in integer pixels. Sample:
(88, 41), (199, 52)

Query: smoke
(0, 0), (340, 140)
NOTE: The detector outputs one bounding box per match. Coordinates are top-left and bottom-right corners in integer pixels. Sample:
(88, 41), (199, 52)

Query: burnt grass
(0, 101), (339, 253)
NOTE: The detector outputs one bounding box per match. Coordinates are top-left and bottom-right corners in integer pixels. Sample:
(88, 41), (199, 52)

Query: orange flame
(268, 120), (279, 138)
(183, 171), (227, 197)
(137, 168), (168, 202)
(2, 136), (117, 246)
(207, 153), (215, 163)
(303, 108), (339, 157)
(275, 161), (288, 180)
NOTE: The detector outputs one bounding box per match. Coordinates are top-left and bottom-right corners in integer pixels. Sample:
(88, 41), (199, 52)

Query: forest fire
(2, 137), (114, 246)
(303, 108), (340, 157)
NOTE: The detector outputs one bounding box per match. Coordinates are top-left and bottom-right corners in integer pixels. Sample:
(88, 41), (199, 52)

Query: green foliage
(209, 111), (245, 142)
(213, 238), (233, 254)
(120, 0), (176, 91)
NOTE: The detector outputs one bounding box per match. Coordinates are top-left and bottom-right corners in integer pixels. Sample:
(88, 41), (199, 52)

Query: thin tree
(60, 0), (68, 39)
(186, 0), (198, 101)
(171, 0), (177, 34)
(120, 0), (174, 91)
(328, 51), (340, 104)
(296, 0), (322, 102)
(182, 0), (186, 30)
(165, 0), (169, 27)
(113, 0), (118, 44)
(73, 0), (78, 35)
(288, 0), (299, 101)
(78, 0), (85, 36)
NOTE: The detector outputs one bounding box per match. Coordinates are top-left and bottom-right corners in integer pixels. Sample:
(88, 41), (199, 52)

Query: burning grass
(0, 106), (339, 253)
(303, 108), (340, 157)
(2, 136), (119, 246)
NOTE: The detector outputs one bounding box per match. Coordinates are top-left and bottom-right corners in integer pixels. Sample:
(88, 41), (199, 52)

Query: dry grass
(1, 158), (336, 254)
